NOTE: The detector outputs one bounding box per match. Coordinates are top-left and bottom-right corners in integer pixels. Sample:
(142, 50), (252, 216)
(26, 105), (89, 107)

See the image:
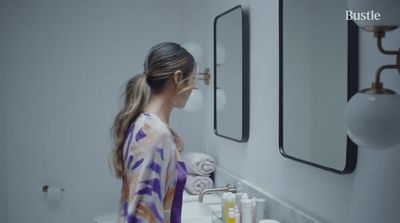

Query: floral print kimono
(117, 112), (187, 223)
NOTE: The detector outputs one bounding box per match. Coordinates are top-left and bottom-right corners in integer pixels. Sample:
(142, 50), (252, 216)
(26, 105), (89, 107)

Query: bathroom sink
(183, 190), (221, 204)
(182, 201), (214, 219)
(181, 191), (221, 222)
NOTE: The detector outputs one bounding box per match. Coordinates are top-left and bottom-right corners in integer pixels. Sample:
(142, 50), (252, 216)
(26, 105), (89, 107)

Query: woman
(111, 42), (196, 223)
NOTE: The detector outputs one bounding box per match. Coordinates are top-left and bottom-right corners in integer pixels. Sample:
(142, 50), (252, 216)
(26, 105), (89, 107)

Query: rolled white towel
(185, 175), (214, 195)
(182, 152), (216, 176)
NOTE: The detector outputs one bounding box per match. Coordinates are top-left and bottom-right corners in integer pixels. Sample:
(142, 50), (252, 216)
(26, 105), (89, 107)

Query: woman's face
(173, 70), (197, 109)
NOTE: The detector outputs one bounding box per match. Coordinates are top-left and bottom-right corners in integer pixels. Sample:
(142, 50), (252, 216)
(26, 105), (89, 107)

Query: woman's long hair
(110, 42), (195, 178)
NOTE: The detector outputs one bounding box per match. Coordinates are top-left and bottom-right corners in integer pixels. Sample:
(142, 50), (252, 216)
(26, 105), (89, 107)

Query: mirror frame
(213, 5), (250, 142)
(278, 0), (358, 174)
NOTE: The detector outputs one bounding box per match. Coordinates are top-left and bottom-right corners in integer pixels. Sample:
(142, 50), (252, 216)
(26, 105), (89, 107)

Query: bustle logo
(345, 10), (381, 21)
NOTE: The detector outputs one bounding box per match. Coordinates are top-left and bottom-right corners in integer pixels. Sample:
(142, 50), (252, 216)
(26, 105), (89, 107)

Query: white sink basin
(183, 190), (221, 204)
(181, 191), (222, 222)
(182, 202), (214, 219)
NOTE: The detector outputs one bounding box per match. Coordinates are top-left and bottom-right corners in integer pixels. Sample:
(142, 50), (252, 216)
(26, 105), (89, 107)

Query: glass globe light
(346, 0), (400, 150)
(182, 42), (203, 65)
(345, 88), (400, 150)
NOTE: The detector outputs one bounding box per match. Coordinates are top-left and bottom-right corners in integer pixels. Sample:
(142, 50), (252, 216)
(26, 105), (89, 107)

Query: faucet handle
(198, 184), (237, 202)
(226, 184), (237, 193)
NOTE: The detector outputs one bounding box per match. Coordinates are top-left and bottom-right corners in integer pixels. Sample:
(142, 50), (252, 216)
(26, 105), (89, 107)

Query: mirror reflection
(279, 0), (358, 172)
(214, 5), (249, 142)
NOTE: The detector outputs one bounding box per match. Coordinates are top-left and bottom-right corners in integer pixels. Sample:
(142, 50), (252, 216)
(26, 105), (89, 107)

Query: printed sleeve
(122, 129), (176, 223)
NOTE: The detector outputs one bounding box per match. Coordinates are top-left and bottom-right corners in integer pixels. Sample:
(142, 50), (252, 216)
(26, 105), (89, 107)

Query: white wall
(0, 0), (7, 221)
(3, 0), (187, 222)
(182, 0), (400, 222)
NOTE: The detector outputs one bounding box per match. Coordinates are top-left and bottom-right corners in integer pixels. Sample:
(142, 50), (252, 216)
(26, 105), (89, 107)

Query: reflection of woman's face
(173, 71), (196, 109)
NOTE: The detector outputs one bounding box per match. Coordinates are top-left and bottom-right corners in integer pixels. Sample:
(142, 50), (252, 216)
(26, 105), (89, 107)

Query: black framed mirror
(279, 0), (358, 173)
(213, 5), (250, 142)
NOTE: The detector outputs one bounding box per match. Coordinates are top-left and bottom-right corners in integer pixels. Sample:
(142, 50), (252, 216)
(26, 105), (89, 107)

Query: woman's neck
(143, 92), (174, 126)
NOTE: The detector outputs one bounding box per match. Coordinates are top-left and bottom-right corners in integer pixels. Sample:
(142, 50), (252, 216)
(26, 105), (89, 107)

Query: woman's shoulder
(131, 113), (173, 148)
(135, 113), (170, 134)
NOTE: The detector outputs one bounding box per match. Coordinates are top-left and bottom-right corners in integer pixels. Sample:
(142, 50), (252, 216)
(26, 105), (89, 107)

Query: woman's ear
(173, 70), (183, 85)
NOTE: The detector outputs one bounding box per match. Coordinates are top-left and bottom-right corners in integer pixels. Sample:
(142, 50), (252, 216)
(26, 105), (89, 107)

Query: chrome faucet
(198, 185), (237, 202)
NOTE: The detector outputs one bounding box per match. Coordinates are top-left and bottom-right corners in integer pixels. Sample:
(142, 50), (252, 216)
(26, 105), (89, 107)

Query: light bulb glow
(182, 42), (203, 65)
(184, 89), (203, 112)
(345, 92), (400, 150)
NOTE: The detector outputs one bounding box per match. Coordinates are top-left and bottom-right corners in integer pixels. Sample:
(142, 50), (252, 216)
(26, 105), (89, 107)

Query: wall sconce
(181, 42), (212, 112)
(345, 0), (400, 150)
(197, 68), (211, 85)
(182, 41), (203, 65)
(183, 69), (210, 112)
(182, 42), (211, 85)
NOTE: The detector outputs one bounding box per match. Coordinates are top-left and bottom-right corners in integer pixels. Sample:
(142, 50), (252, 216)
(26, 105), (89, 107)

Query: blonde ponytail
(110, 73), (148, 178)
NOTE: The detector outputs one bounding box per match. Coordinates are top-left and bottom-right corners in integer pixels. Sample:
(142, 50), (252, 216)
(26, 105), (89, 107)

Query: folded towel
(185, 175), (214, 195)
(182, 152), (216, 176)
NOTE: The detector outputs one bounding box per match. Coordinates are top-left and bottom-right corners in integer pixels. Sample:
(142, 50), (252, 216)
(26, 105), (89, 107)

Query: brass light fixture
(363, 27), (400, 94)
(345, 0), (400, 150)
(197, 68), (211, 85)
(181, 42), (211, 85)
(183, 69), (210, 112)
(183, 68), (210, 112)
(181, 42), (211, 112)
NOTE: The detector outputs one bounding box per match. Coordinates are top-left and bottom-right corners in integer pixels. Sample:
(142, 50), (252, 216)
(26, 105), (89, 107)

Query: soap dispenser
(240, 193), (254, 223)
(222, 192), (231, 222)
(224, 193), (236, 222)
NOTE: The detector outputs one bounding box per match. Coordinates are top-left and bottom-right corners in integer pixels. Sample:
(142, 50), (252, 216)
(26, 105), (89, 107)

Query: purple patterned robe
(117, 113), (187, 223)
